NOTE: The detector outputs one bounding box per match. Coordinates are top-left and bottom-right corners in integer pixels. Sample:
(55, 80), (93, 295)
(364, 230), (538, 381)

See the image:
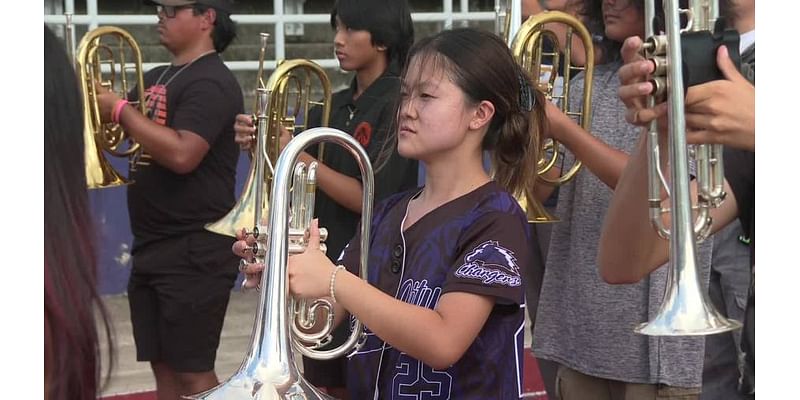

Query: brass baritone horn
(205, 33), (332, 237)
(636, 0), (741, 336)
(76, 26), (150, 189)
(186, 127), (374, 399)
(509, 11), (595, 222)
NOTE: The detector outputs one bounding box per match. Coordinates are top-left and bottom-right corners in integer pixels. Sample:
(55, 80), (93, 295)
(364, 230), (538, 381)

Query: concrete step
(98, 284), (543, 399)
(97, 291), (261, 397)
(98, 287), (543, 398)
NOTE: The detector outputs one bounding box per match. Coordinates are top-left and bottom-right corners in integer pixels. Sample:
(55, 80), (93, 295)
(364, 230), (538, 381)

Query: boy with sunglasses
(95, 1), (243, 398)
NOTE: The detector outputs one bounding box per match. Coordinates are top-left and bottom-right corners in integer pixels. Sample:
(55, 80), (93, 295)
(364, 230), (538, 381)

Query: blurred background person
(44, 24), (115, 400)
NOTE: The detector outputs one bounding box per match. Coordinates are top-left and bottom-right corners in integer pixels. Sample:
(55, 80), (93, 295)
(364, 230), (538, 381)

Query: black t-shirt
(307, 64), (419, 262)
(723, 146), (754, 393)
(127, 53), (244, 251)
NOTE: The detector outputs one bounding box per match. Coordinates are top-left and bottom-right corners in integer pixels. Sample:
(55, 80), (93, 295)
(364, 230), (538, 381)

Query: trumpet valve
(249, 241), (267, 258)
(650, 77), (668, 102)
(288, 226), (329, 254)
(651, 56), (668, 77)
(643, 35), (668, 57)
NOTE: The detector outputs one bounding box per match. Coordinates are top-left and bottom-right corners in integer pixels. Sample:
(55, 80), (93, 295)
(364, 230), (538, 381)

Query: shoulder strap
(740, 43), (755, 84)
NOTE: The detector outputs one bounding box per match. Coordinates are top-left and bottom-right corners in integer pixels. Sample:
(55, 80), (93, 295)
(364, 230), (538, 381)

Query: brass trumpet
(508, 10), (595, 222)
(636, 0), (741, 336)
(206, 32), (332, 237)
(186, 127), (374, 399)
(495, 0), (522, 46)
(76, 26), (149, 189)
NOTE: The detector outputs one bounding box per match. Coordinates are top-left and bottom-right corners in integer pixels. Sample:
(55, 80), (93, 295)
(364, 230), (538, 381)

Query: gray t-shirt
(532, 61), (712, 388)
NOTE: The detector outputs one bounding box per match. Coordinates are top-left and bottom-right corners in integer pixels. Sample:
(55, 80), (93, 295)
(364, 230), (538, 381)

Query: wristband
(112, 99), (129, 124)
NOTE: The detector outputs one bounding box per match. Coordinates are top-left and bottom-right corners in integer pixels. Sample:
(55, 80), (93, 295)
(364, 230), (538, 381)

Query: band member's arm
(545, 100), (632, 190)
(235, 222), (494, 370)
(115, 106), (210, 174)
(289, 220), (496, 370)
(334, 274), (494, 370)
(597, 131), (740, 284)
(97, 81), (228, 174)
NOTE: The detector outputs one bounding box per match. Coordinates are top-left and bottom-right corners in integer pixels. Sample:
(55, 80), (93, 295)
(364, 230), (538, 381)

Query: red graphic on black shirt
(144, 84), (168, 126)
(353, 121), (372, 147)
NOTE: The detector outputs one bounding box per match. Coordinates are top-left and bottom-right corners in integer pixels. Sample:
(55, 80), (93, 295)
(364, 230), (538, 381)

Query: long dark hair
(44, 25), (114, 400)
(331, 0), (415, 68)
(401, 28), (547, 196)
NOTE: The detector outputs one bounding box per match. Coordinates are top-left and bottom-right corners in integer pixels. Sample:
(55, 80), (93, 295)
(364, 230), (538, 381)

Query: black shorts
(127, 231), (239, 373)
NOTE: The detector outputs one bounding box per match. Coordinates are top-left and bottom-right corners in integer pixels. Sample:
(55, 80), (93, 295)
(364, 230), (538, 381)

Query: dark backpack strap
(740, 43), (755, 84)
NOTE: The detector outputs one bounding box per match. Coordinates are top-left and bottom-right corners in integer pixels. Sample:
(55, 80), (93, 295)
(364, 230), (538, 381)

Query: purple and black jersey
(339, 181), (531, 399)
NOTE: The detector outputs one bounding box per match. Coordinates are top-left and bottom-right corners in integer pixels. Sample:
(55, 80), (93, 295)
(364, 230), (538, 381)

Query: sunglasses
(156, 5), (195, 18)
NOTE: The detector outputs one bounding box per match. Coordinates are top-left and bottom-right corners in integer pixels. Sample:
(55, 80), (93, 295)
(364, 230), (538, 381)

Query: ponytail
(488, 70), (547, 198)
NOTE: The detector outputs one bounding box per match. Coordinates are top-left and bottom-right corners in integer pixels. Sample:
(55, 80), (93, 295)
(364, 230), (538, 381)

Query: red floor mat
(102, 349), (549, 400)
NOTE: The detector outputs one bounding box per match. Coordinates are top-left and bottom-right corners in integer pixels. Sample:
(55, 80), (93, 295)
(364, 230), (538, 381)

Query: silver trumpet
(494, 0), (523, 46)
(185, 127), (374, 399)
(637, 0), (741, 336)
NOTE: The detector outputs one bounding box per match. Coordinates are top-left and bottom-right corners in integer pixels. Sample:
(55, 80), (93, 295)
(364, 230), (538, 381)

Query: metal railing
(44, 0), (499, 71)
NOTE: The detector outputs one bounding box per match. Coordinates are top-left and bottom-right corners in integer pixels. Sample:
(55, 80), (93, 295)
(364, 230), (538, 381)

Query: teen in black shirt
(94, 1), (244, 397)
(233, 0), (416, 396)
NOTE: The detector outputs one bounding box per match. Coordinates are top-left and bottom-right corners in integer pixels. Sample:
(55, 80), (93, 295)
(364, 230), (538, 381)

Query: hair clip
(518, 72), (534, 112)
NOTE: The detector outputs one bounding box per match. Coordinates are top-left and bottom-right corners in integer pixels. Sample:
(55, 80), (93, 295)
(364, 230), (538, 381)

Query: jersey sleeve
(442, 211), (529, 306)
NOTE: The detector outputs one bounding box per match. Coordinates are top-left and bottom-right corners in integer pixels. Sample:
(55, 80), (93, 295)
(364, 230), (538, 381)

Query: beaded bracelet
(112, 99), (129, 124)
(329, 265), (346, 303)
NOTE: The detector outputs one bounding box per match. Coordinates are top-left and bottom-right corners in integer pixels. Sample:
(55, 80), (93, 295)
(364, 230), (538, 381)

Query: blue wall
(93, 155), (251, 295)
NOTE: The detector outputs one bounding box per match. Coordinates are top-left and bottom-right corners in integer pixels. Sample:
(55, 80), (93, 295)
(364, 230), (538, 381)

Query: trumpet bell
(515, 189), (558, 224)
(523, 198), (559, 224)
(205, 166), (267, 237)
(635, 258), (742, 336)
(183, 368), (334, 400)
(84, 119), (131, 188)
(205, 58), (332, 237)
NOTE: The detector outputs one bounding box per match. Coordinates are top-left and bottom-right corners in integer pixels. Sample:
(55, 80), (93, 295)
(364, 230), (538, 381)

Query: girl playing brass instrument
(236, 27), (547, 399)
